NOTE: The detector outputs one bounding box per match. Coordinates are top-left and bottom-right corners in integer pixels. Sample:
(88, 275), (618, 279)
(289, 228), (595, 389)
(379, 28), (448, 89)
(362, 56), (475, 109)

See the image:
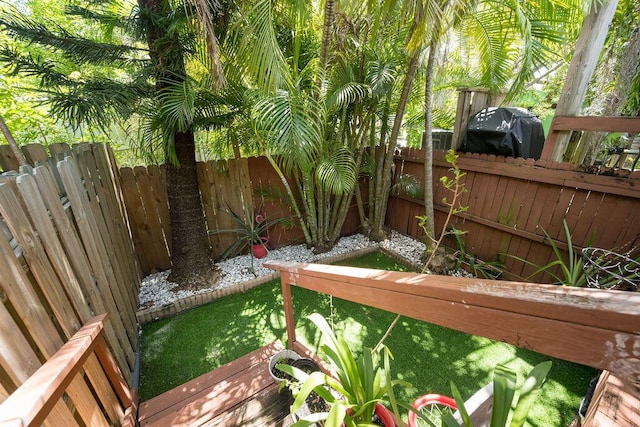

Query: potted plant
(430, 361), (552, 427)
(281, 358), (331, 421)
(276, 313), (410, 427)
(269, 348), (301, 383)
(209, 204), (290, 271)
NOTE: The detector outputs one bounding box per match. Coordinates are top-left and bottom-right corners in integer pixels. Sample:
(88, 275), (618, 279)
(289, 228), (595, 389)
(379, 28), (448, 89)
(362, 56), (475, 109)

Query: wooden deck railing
(540, 115), (640, 162)
(0, 314), (136, 427)
(265, 261), (640, 388)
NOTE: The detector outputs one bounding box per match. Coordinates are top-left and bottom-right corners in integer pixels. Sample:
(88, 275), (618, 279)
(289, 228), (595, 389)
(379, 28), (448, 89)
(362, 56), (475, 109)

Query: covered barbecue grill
(460, 107), (545, 159)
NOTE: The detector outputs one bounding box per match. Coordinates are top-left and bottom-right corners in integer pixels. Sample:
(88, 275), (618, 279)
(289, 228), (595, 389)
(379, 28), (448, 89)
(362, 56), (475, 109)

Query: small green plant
(505, 219), (590, 286)
(442, 361), (552, 427)
(276, 313), (411, 427)
(417, 149), (469, 273)
(208, 203), (291, 272)
(450, 225), (504, 279)
(211, 205), (291, 254)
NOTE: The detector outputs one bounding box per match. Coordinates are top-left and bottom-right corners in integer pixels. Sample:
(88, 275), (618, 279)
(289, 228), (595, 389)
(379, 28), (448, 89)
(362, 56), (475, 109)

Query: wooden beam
(265, 261), (640, 387)
(0, 314), (107, 427)
(541, 0), (619, 161)
(549, 116), (640, 133)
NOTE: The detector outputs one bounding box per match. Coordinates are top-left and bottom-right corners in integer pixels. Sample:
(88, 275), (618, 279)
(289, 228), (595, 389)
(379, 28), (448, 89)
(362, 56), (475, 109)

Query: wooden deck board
(138, 341), (294, 427)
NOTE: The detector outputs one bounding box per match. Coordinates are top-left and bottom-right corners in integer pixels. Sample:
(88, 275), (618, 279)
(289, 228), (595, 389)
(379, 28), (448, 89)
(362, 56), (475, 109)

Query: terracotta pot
(252, 237), (269, 259)
(345, 403), (395, 426)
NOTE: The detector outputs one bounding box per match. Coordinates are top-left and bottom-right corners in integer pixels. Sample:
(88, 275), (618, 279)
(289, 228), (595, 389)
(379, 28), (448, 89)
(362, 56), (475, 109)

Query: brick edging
(136, 245), (393, 325)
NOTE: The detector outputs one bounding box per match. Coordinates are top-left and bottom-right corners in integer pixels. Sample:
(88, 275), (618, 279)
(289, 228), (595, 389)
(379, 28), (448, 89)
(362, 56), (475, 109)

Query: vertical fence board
(148, 165), (171, 255)
(58, 157), (137, 362)
(49, 143), (70, 157)
(31, 165), (132, 379)
(0, 145), (19, 172)
(21, 144), (49, 165)
(134, 166), (171, 270)
(120, 167), (153, 273)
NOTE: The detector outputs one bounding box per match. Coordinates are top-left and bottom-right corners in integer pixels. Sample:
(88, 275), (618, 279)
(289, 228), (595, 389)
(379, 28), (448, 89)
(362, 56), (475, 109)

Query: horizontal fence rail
(265, 260), (640, 388)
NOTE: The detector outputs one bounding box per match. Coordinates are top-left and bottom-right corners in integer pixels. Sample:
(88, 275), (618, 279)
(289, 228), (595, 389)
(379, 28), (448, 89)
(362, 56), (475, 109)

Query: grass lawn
(140, 251), (596, 426)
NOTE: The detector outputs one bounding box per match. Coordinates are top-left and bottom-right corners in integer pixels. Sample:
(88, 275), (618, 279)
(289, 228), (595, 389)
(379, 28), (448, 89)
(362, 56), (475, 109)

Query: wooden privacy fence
(389, 148), (640, 282)
(0, 142), (140, 423)
(119, 157), (282, 273)
(120, 156), (359, 274)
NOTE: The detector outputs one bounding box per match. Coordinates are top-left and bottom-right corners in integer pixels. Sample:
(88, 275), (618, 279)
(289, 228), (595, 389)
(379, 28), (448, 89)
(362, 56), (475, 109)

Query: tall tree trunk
(166, 131), (214, 281)
(0, 115), (27, 167)
(139, 0), (214, 283)
(370, 51), (421, 241)
(423, 44), (437, 247)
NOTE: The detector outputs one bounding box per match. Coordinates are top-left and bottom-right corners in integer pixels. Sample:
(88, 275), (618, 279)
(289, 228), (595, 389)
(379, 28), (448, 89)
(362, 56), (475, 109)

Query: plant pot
(408, 394), (457, 427)
(252, 237), (269, 259)
(374, 403), (396, 427)
(345, 403), (395, 426)
(269, 349), (301, 382)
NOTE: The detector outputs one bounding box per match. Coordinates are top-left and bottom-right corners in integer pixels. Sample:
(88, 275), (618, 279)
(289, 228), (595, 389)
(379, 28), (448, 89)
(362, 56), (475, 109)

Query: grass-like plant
(276, 313), (411, 427)
(443, 361), (552, 427)
(505, 219), (589, 286)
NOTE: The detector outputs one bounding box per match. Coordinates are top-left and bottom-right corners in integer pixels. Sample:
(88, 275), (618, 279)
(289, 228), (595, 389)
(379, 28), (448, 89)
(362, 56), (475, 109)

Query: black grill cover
(460, 107), (545, 159)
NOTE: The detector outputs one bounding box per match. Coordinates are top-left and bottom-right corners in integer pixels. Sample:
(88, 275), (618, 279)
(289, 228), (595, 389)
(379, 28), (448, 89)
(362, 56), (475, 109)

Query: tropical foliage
(276, 313), (410, 426)
(1, 0), (622, 260)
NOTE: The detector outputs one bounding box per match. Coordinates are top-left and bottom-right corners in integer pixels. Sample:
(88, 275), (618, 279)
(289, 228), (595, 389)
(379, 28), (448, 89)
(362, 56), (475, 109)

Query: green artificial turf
(139, 251), (595, 426)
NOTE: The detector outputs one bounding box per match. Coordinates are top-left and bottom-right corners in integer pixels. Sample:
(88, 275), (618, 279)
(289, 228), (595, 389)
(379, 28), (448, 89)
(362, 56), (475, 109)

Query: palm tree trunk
(423, 44), (437, 247)
(370, 50), (421, 240)
(266, 153), (313, 246)
(139, 0), (214, 282)
(166, 131), (214, 281)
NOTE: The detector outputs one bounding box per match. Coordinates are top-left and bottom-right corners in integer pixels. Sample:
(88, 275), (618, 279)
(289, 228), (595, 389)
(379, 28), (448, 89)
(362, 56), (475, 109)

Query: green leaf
(510, 361), (552, 427)
(450, 382), (471, 427)
(490, 365), (517, 427)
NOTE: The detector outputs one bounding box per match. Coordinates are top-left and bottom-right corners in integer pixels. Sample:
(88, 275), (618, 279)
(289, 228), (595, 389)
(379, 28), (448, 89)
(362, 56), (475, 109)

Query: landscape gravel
(139, 231), (426, 309)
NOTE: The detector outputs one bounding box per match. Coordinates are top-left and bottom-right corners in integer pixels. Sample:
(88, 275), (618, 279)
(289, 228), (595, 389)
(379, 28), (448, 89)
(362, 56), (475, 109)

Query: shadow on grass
(139, 251), (595, 426)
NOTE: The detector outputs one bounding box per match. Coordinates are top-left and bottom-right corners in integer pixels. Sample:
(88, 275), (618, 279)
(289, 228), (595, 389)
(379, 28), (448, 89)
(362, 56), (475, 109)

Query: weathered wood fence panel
(0, 142), (140, 409)
(121, 156), (364, 274)
(389, 148), (640, 282)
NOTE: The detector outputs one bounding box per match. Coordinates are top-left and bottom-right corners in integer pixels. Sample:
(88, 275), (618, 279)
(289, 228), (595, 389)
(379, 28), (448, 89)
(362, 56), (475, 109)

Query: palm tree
(0, 0), (231, 284)
(367, 0), (585, 245)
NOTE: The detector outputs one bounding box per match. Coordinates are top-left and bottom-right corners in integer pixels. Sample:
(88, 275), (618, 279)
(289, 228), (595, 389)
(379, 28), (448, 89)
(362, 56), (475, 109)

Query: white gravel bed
(138, 231), (427, 309)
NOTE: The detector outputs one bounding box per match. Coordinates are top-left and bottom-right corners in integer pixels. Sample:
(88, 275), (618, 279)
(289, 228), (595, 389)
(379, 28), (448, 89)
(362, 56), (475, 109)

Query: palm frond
(0, 47), (69, 86)
(230, 0), (290, 92)
(49, 78), (150, 131)
(366, 59), (398, 98)
(315, 146), (357, 195)
(157, 78), (196, 132)
(253, 89), (321, 174)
